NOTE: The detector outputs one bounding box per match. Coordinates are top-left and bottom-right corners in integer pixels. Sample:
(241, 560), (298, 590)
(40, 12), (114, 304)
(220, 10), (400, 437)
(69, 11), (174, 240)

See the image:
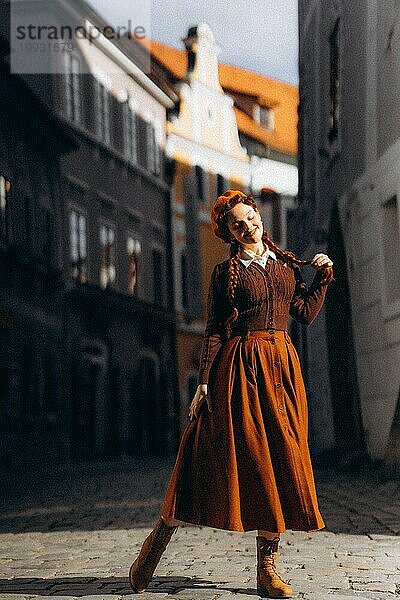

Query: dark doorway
(326, 202), (366, 466)
(71, 358), (98, 460)
(129, 354), (162, 457)
(71, 341), (109, 461)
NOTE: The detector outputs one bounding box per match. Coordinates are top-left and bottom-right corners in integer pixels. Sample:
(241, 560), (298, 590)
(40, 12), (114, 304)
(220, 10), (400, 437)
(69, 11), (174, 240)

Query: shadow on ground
(0, 575), (259, 597)
(0, 456), (399, 536)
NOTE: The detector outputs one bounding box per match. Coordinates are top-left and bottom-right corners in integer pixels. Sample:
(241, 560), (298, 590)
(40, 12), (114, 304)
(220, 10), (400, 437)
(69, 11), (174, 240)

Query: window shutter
(136, 114), (148, 169)
(154, 137), (161, 177)
(64, 53), (82, 124)
(122, 101), (136, 162)
(146, 121), (160, 175)
(81, 74), (94, 131)
(110, 93), (123, 153)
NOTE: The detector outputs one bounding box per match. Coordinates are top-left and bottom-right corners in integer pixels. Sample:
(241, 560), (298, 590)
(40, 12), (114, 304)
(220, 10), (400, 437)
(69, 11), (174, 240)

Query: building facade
(297, 0), (400, 472)
(0, 34), (77, 470)
(141, 24), (299, 431)
(0, 0), (180, 470)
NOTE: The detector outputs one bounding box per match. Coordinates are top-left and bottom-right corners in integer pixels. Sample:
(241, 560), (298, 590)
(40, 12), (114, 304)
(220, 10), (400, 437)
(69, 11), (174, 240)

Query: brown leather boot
(129, 517), (178, 593)
(256, 535), (293, 598)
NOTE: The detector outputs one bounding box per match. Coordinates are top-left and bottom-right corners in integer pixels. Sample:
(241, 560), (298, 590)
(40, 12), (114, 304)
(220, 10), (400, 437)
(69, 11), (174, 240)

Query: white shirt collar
(239, 243), (277, 269)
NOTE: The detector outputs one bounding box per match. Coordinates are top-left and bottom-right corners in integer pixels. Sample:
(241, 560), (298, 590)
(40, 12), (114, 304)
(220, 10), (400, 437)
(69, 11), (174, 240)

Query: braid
(262, 232), (310, 266)
(222, 241), (240, 339)
(228, 242), (241, 305)
(262, 232), (334, 285)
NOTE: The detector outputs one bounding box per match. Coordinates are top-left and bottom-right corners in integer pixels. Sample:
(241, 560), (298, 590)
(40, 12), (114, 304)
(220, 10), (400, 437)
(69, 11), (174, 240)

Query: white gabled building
(141, 23), (299, 432)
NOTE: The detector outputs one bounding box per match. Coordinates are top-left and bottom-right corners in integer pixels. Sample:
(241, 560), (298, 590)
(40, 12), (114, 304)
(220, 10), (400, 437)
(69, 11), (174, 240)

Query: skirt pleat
(161, 330), (325, 533)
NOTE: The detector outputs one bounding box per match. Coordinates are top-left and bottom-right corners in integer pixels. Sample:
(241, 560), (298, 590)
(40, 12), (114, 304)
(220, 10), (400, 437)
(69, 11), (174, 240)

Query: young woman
(129, 190), (334, 598)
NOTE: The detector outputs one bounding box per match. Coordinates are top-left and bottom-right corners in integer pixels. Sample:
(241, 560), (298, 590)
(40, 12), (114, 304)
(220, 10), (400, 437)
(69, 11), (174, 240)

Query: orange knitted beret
(211, 189), (251, 243)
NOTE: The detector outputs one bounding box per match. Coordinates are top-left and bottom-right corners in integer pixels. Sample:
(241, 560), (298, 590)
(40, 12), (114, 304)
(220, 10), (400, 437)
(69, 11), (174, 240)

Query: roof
(139, 38), (298, 155)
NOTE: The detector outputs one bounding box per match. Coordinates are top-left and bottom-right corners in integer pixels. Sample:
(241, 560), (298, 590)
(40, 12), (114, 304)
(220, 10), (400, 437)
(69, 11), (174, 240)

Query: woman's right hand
(188, 384), (212, 421)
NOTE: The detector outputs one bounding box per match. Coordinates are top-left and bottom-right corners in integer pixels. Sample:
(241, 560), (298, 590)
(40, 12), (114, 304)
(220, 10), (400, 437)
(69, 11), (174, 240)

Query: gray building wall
(298, 0), (400, 471)
(377, 0), (400, 158)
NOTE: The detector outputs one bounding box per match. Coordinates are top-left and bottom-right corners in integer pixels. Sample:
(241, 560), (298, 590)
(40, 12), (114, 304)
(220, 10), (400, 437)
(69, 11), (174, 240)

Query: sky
(88, 0), (299, 85)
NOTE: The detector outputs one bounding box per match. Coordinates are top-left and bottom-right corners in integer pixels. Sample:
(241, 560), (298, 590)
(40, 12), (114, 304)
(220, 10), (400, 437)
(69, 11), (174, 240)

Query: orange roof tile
(139, 38), (298, 155)
(139, 38), (187, 79)
(233, 107), (294, 155)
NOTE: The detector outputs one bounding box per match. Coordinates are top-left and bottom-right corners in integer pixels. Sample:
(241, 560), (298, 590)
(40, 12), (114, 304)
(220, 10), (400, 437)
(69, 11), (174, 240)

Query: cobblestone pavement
(0, 457), (399, 600)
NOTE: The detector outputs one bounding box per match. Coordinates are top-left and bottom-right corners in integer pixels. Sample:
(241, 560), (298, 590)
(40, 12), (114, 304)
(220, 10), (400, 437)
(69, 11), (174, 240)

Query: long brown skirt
(161, 329), (326, 533)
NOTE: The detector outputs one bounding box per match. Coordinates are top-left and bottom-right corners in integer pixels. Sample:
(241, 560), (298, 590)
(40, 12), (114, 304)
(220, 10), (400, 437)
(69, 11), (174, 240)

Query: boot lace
(259, 537), (286, 583)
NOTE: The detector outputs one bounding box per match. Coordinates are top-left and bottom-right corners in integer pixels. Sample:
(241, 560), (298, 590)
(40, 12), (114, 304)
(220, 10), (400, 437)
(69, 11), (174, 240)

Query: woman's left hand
(310, 253), (333, 271)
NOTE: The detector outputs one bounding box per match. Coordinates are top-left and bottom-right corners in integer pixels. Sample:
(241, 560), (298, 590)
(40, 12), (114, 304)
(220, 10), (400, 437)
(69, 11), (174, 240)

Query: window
(69, 208), (87, 283)
(123, 99), (137, 163)
(94, 79), (110, 143)
(382, 195), (400, 303)
(260, 106), (274, 131)
(64, 53), (82, 124)
(0, 175), (11, 241)
(253, 104), (274, 131)
(99, 223), (115, 289)
(146, 120), (161, 176)
(329, 18), (341, 144)
(152, 248), (164, 305)
(127, 235), (141, 295)
(395, 0), (400, 20)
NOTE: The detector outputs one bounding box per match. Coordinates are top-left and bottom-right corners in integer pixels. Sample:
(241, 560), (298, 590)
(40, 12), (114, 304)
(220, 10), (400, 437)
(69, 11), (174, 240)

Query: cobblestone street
(0, 458), (399, 600)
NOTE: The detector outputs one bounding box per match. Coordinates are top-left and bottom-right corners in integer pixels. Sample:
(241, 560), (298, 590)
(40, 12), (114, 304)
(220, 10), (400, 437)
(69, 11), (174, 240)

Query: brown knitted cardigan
(197, 256), (329, 385)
